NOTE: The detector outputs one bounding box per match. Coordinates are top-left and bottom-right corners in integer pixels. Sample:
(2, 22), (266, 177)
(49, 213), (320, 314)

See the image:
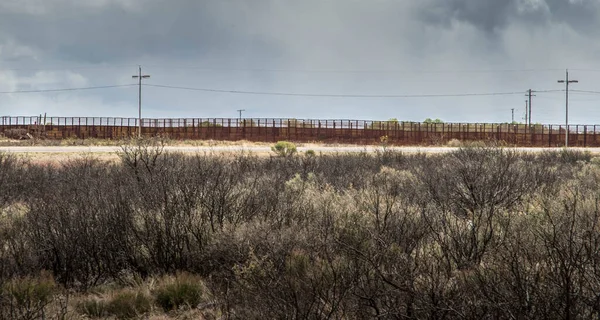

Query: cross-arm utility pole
(558, 69), (578, 148)
(526, 89), (536, 126)
(237, 109), (245, 124)
(524, 100), (528, 124)
(132, 66), (150, 138)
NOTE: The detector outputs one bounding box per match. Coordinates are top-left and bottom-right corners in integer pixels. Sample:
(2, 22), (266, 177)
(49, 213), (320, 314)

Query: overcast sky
(1, 0), (600, 124)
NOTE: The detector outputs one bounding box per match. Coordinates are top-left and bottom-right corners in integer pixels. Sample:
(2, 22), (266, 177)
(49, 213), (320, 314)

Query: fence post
(530, 124), (533, 146)
(441, 123), (445, 144)
(333, 120), (337, 143)
(266, 119), (270, 142)
(540, 124), (544, 147)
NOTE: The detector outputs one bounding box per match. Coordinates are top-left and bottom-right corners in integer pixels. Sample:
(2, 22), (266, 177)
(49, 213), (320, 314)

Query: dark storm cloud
(418, 0), (516, 33)
(545, 0), (600, 32)
(2, 0), (600, 67)
(2, 0), (600, 123)
(417, 0), (600, 35)
(0, 0), (283, 64)
(3, 0), (597, 68)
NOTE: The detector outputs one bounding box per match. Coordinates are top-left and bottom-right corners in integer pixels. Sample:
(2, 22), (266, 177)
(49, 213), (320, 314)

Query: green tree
(424, 118), (444, 124)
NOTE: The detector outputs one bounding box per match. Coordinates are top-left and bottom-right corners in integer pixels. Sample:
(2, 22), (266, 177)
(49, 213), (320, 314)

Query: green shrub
(379, 135), (389, 144)
(76, 289), (152, 319)
(76, 298), (109, 318)
(271, 141), (297, 157)
(154, 273), (205, 311)
(108, 289), (152, 319)
(305, 149), (316, 157)
(1, 272), (57, 320)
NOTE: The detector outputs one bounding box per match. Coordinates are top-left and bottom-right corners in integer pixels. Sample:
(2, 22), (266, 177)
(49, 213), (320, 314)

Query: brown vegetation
(1, 141), (600, 318)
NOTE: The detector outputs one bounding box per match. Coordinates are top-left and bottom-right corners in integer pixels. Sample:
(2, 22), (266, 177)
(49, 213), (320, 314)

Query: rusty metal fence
(2, 116), (600, 147)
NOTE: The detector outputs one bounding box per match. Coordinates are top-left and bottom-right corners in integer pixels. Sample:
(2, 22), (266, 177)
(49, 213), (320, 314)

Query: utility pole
(236, 109), (245, 125)
(524, 100), (528, 124)
(511, 108), (515, 123)
(526, 89), (536, 126)
(132, 66), (150, 138)
(558, 69), (578, 148)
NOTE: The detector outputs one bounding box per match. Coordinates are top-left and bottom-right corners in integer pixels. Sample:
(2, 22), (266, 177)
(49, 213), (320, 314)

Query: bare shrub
(417, 147), (542, 269)
(3, 147), (600, 318)
(24, 158), (134, 287)
(118, 136), (166, 178)
(0, 153), (28, 209)
(537, 148), (593, 165)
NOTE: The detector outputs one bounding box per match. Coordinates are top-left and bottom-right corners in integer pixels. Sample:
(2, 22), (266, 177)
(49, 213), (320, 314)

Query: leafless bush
(0, 153), (28, 209)
(118, 136), (166, 178)
(5, 147), (600, 318)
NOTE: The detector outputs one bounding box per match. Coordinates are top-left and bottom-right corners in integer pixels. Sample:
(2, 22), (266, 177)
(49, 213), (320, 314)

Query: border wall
(2, 116), (598, 147)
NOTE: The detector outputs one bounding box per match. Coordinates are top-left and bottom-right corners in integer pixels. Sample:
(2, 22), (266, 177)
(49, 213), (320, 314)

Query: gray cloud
(1, 0), (600, 124)
(417, 0), (600, 36)
(0, 0), (283, 64)
(418, 0), (516, 34)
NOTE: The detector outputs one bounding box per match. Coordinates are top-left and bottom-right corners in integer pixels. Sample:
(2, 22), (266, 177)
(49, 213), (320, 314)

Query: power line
(1, 63), (596, 75)
(0, 65), (136, 72)
(534, 94), (600, 102)
(144, 65), (563, 75)
(532, 89), (565, 93)
(144, 83), (563, 98)
(571, 89), (600, 94)
(570, 68), (600, 73)
(0, 84), (136, 94)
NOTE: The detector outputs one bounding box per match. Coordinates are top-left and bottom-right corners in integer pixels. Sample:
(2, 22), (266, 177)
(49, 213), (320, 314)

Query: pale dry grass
(66, 274), (217, 320)
(17, 152), (121, 166)
(0, 136), (385, 148)
(7, 150), (278, 165)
